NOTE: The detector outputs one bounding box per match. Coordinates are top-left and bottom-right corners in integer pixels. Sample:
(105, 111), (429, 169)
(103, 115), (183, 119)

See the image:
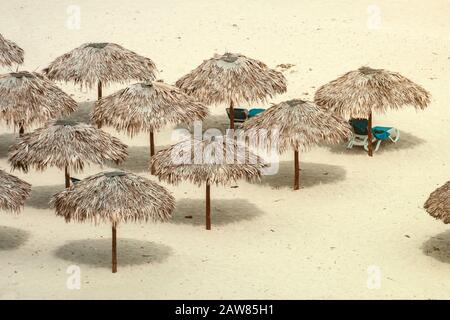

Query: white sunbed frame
(346, 128), (400, 152)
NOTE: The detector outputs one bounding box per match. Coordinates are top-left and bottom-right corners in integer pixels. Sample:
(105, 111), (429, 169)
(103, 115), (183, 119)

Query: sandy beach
(1, 0), (450, 299)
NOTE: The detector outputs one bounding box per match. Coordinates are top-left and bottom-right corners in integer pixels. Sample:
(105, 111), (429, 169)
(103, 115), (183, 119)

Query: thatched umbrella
(314, 66), (431, 156)
(43, 42), (157, 101)
(8, 120), (128, 188)
(92, 80), (209, 174)
(0, 169), (31, 213)
(151, 136), (266, 230)
(0, 71), (77, 135)
(243, 99), (351, 190)
(424, 181), (450, 224)
(0, 33), (24, 67)
(175, 52), (287, 129)
(51, 171), (174, 273)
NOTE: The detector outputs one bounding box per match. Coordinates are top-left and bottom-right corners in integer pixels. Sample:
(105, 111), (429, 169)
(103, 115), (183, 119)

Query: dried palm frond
(93, 81), (209, 135)
(314, 66), (431, 118)
(424, 181), (450, 224)
(0, 33), (24, 67)
(243, 99), (351, 153)
(0, 71), (77, 131)
(43, 42), (156, 90)
(176, 52), (286, 105)
(8, 120), (128, 187)
(51, 171), (173, 224)
(0, 169), (31, 213)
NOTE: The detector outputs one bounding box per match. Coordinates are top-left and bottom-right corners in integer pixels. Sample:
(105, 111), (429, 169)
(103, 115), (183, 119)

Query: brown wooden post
(112, 222), (117, 273)
(206, 182), (211, 230)
(367, 112), (373, 157)
(150, 131), (155, 175)
(96, 81), (103, 129)
(64, 166), (70, 188)
(19, 124), (24, 137)
(229, 100), (235, 130)
(97, 81), (102, 100)
(294, 150), (300, 190)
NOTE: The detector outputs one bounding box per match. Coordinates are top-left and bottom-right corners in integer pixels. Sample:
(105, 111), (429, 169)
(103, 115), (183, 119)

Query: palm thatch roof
(175, 52), (287, 105)
(51, 171), (174, 224)
(43, 42), (156, 89)
(8, 120), (128, 173)
(314, 66), (431, 118)
(243, 99), (352, 153)
(0, 169), (31, 213)
(151, 136), (267, 186)
(0, 33), (24, 67)
(0, 71), (77, 128)
(424, 181), (450, 224)
(92, 80), (209, 135)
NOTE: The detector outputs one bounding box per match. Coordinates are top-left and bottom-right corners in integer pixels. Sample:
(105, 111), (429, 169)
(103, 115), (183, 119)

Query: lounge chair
(347, 118), (400, 152)
(226, 107), (265, 125)
(70, 177), (81, 184)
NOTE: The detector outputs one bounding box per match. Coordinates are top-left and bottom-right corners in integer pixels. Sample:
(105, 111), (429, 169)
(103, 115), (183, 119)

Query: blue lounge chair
(347, 119), (400, 152)
(70, 177), (81, 184)
(226, 107), (265, 126)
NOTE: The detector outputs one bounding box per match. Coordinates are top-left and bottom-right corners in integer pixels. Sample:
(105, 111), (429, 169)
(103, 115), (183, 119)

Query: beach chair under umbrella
(243, 99), (351, 190)
(0, 33), (24, 68)
(314, 66), (430, 156)
(424, 181), (450, 224)
(51, 171), (174, 273)
(0, 169), (31, 213)
(43, 42), (157, 101)
(92, 80), (209, 174)
(151, 136), (266, 230)
(0, 71), (77, 135)
(8, 120), (128, 188)
(176, 52), (286, 130)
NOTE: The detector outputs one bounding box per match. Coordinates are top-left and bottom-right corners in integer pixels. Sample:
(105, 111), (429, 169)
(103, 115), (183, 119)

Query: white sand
(0, 0), (449, 299)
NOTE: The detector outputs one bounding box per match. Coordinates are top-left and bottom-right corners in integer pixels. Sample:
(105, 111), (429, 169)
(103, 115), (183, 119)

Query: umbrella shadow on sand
(259, 161), (346, 189)
(422, 230), (450, 263)
(176, 114), (231, 135)
(172, 198), (264, 226)
(54, 238), (172, 269)
(60, 101), (94, 124)
(26, 184), (65, 209)
(0, 133), (18, 158)
(325, 131), (425, 155)
(108, 145), (171, 173)
(0, 226), (30, 250)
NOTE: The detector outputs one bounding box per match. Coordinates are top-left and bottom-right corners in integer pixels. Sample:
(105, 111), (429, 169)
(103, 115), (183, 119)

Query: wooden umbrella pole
(19, 124), (24, 137)
(97, 80), (102, 100)
(205, 182), (211, 230)
(150, 131), (155, 175)
(294, 150), (300, 190)
(112, 222), (117, 273)
(96, 81), (103, 129)
(64, 166), (70, 188)
(367, 112), (373, 157)
(229, 100), (235, 130)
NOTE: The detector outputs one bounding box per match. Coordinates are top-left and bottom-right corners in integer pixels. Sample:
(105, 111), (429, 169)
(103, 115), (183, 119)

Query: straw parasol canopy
(243, 99), (352, 190)
(314, 66), (431, 156)
(0, 169), (31, 213)
(43, 42), (157, 101)
(424, 181), (450, 224)
(151, 136), (266, 230)
(51, 171), (174, 273)
(176, 52), (287, 129)
(92, 80), (209, 173)
(0, 71), (77, 134)
(8, 120), (128, 188)
(0, 33), (24, 67)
